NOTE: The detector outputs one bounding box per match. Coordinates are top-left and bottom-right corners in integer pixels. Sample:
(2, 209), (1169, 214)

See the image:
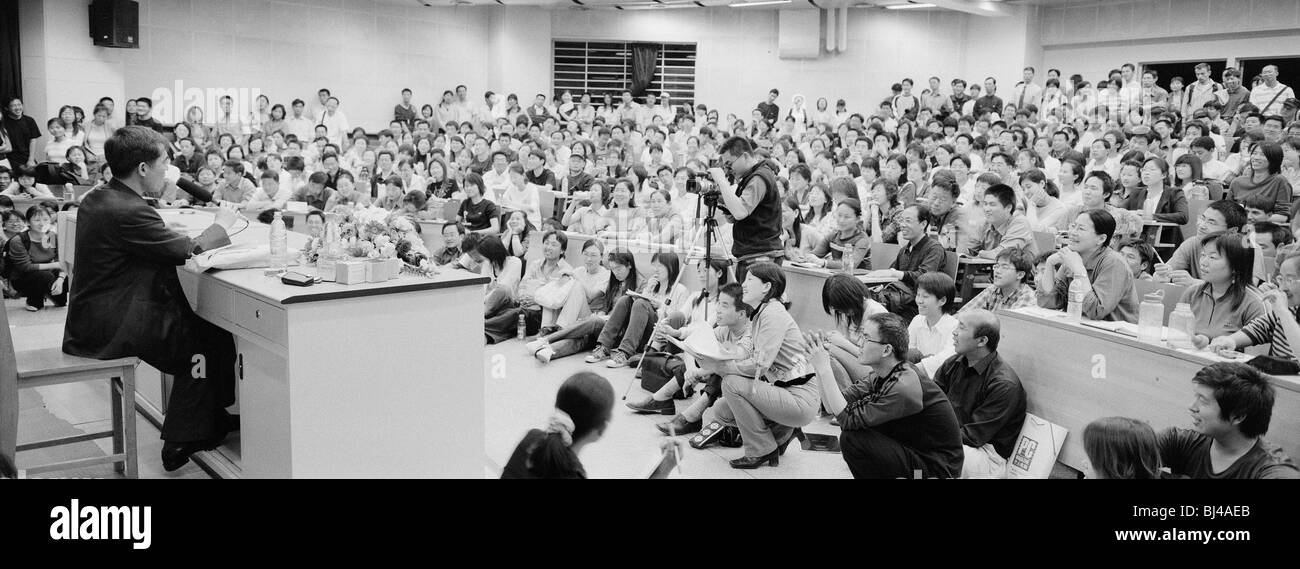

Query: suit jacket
(1123, 186), (1188, 244)
(63, 179), (230, 366)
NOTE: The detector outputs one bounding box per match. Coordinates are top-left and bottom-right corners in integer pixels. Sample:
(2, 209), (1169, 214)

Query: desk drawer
(231, 292), (287, 347)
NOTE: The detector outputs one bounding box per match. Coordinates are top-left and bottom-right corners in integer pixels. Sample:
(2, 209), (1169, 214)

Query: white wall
(549, 6), (1039, 120)
(487, 6), (552, 103)
(1039, 0), (1300, 83)
(22, 0), (495, 132)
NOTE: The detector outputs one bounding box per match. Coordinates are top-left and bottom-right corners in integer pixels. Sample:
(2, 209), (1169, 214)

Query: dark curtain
(630, 43), (659, 97)
(0, 0), (19, 103)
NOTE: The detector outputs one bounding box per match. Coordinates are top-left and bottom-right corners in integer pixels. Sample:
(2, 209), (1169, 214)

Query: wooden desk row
(997, 308), (1300, 477)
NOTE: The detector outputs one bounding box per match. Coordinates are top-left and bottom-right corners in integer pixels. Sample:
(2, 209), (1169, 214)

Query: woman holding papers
(695, 262), (819, 469)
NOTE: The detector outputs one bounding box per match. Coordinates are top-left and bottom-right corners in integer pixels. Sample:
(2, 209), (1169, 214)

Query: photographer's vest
(732, 161), (784, 259)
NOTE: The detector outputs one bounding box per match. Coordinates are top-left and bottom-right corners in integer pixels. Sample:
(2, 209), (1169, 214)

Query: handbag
(533, 278), (575, 309)
(639, 352), (685, 396)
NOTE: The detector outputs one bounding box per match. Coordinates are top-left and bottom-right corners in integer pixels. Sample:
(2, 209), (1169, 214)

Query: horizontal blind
(553, 40), (697, 106)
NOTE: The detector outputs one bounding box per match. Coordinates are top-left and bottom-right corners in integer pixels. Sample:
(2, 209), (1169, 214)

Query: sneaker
(605, 351), (628, 368)
(584, 345), (611, 363)
(524, 337), (548, 355)
(626, 396), (674, 415)
(534, 347), (554, 364)
(25, 305), (39, 312)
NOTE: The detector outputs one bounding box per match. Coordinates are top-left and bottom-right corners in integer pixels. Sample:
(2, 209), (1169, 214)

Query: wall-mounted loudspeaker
(89, 0), (139, 49)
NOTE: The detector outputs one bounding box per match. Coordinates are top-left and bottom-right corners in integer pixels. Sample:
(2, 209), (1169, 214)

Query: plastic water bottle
(1066, 278), (1087, 321)
(317, 219), (341, 282)
(1167, 303), (1196, 350)
(269, 211), (288, 274)
(517, 313), (527, 341)
(1137, 291), (1165, 344)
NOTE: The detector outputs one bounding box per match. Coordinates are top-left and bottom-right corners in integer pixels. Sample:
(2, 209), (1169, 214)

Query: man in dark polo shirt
(933, 309), (1027, 478)
(1158, 362), (1298, 479)
(756, 89), (780, 126)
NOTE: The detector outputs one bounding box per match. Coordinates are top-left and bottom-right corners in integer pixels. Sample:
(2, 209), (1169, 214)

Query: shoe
(524, 337), (548, 355)
(24, 305), (39, 312)
(729, 449), (780, 469)
(657, 415), (703, 436)
(535, 347), (554, 364)
(605, 351), (628, 368)
(830, 417), (840, 427)
(160, 438), (222, 472)
(584, 345), (611, 363)
(626, 353), (644, 368)
(776, 428), (803, 456)
(626, 396), (674, 415)
(690, 421), (742, 449)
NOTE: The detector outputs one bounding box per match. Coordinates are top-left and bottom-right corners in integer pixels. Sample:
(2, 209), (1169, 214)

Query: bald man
(932, 310), (1027, 478)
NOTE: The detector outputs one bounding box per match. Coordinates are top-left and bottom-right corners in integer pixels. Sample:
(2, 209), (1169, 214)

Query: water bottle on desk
(1167, 303), (1196, 350)
(1137, 291), (1165, 344)
(517, 313), (527, 341)
(317, 218), (341, 282)
(1066, 278), (1087, 321)
(269, 210), (288, 274)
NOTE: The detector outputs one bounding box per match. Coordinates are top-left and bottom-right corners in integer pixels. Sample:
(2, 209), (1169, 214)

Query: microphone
(175, 176), (215, 204)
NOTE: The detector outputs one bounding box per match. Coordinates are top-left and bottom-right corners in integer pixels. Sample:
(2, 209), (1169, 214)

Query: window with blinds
(552, 41), (697, 105)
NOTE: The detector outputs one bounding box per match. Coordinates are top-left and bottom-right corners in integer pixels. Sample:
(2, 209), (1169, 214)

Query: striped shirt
(1240, 307), (1299, 362)
(960, 283), (1037, 314)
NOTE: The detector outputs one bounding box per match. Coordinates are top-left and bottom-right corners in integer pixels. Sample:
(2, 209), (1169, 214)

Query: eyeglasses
(1276, 274), (1297, 286)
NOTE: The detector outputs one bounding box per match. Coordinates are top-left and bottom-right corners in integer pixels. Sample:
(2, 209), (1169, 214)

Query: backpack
(0, 233), (31, 280)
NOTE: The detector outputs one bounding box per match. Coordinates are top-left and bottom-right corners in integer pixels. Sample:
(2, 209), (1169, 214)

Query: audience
(18, 62), (1300, 479)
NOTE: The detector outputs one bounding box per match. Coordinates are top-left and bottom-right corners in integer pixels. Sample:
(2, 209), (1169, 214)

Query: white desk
(63, 209), (490, 478)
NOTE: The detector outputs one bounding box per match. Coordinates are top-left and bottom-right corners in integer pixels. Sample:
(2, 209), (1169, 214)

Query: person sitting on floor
(631, 282), (753, 436)
(533, 238), (611, 336)
(806, 312), (964, 479)
(501, 371), (615, 479)
(932, 309), (1027, 478)
(817, 273), (889, 392)
(584, 252), (690, 368)
(3, 205), (68, 312)
(528, 249), (637, 363)
(693, 263), (820, 469)
(1157, 362), (1299, 479)
(1083, 416), (1162, 479)
(958, 246), (1038, 313)
(485, 230), (571, 344)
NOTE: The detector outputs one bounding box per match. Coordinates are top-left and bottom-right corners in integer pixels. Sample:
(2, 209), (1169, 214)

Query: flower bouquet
(302, 206), (438, 278)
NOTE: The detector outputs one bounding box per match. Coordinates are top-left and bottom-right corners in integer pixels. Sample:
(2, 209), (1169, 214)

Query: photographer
(707, 136), (785, 282)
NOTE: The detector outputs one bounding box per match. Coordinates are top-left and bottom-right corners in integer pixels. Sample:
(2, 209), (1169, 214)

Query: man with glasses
(806, 312), (964, 479)
(1154, 199), (1248, 286)
(707, 136), (784, 282)
(959, 247), (1038, 314)
(867, 203), (946, 320)
(932, 309), (1026, 479)
(1249, 65), (1295, 116)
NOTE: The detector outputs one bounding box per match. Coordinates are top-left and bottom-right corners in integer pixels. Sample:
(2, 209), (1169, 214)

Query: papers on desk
(665, 328), (744, 361)
(1013, 306), (1071, 319)
(789, 261), (824, 269)
(186, 243), (301, 273)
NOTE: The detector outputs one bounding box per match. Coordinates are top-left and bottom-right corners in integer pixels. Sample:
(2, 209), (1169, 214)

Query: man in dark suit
(63, 126), (241, 471)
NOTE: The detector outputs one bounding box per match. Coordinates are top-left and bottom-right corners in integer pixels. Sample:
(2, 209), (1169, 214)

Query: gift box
(366, 258), (400, 282)
(336, 259), (368, 284)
